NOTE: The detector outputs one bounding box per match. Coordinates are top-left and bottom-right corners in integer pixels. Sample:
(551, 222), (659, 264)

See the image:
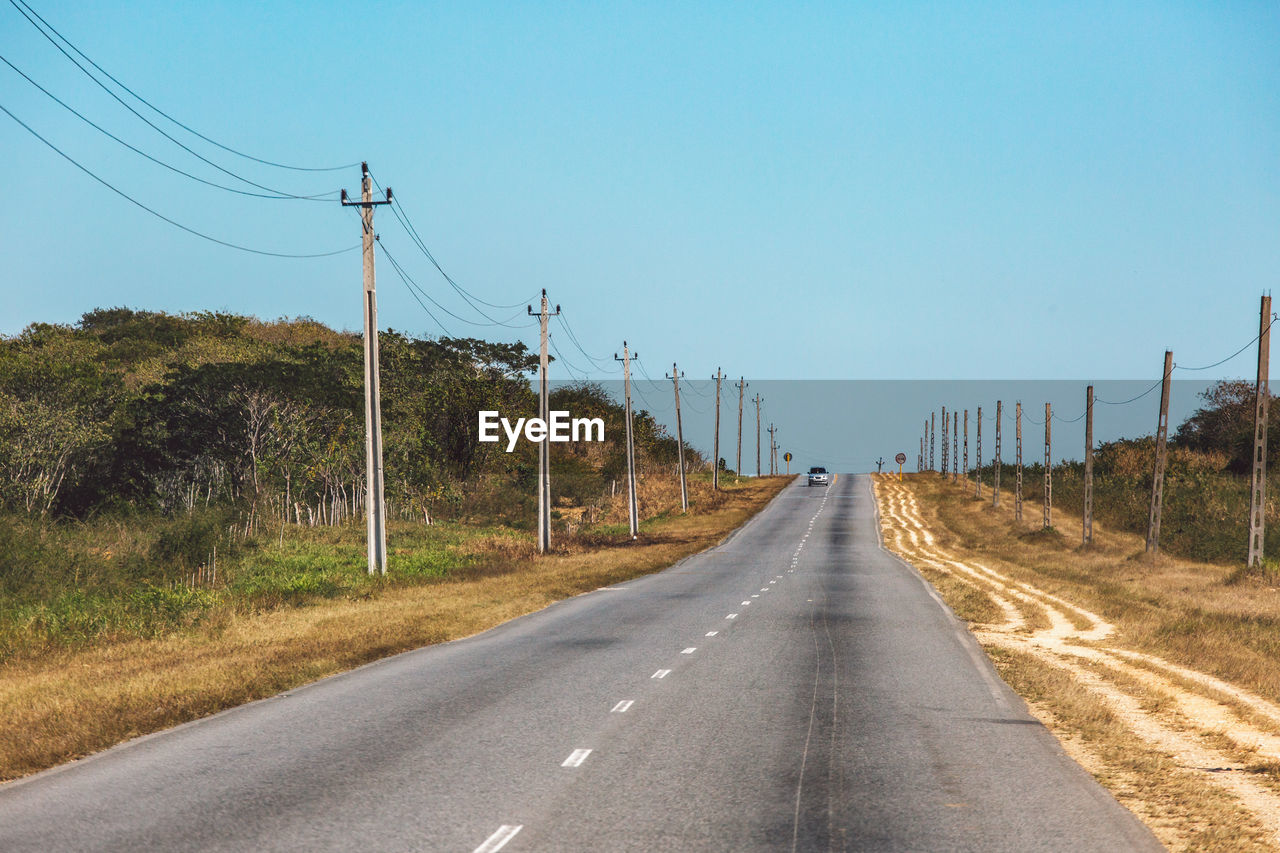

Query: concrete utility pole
(952, 411), (958, 482)
(1249, 295), (1272, 567)
(754, 394), (763, 476)
(736, 378), (747, 476)
(963, 410), (969, 482)
(1044, 403), (1052, 530)
(1084, 385), (1095, 546)
(877, 456), (885, 473)
(993, 401), (1002, 507)
(1146, 351), (1174, 554)
(768, 424), (778, 475)
(527, 291), (562, 552)
(341, 162), (392, 576)
(614, 343), (640, 539)
(712, 369), (723, 490)
(923, 420), (928, 472)
(941, 406), (948, 478)
(666, 363), (688, 512)
(975, 407), (983, 498)
(1015, 402), (1023, 522)
(918, 435), (923, 472)
(930, 412), (936, 472)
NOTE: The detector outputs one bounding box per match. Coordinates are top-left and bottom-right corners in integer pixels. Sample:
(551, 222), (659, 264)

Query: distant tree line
(0, 308), (701, 524)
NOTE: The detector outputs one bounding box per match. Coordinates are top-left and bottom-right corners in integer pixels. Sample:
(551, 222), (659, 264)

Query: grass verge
(0, 476), (789, 782)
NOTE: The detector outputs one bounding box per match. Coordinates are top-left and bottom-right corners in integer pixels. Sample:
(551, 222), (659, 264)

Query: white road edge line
(474, 824), (523, 853)
(562, 748), (593, 767)
(611, 700), (634, 713)
(652, 669), (671, 678)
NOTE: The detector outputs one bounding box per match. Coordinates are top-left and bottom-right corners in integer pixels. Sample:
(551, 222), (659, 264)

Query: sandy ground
(875, 476), (1280, 848)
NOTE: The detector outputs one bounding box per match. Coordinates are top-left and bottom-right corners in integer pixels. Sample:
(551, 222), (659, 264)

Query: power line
(1175, 315), (1278, 372)
(377, 239), (536, 329)
(9, 0), (357, 173)
(0, 99), (357, 258)
(0, 51), (329, 201)
(555, 311), (619, 372)
(379, 240), (454, 337)
(9, 0), (339, 200)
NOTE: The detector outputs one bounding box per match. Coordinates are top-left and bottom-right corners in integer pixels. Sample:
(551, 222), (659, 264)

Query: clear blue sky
(3, 1), (1278, 380)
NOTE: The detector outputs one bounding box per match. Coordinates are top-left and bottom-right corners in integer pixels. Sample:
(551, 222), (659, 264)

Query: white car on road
(807, 466), (829, 487)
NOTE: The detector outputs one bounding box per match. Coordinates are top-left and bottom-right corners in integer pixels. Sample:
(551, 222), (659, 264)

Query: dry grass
(876, 473), (1280, 851)
(0, 476), (789, 783)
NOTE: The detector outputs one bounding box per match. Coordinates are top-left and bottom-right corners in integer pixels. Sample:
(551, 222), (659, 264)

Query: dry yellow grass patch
(875, 473), (1280, 852)
(0, 477), (789, 783)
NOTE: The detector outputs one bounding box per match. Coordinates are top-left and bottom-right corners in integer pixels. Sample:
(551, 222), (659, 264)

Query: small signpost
(783, 451), (792, 475)
(895, 452), (907, 481)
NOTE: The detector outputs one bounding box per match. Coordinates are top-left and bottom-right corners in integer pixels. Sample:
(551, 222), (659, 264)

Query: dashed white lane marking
(770, 580), (777, 584)
(652, 669), (671, 679)
(726, 613), (738, 619)
(776, 575), (783, 578)
(474, 824), (523, 853)
(611, 700), (634, 713)
(706, 631), (719, 637)
(760, 588), (769, 591)
(751, 594), (760, 598)
(562, 749), (592, 767)
(682, 647), (697, 654)
(742, 601), (752, 606)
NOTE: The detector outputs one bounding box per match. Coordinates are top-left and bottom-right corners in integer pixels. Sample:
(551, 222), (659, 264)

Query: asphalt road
(0, 474), (1160, 852)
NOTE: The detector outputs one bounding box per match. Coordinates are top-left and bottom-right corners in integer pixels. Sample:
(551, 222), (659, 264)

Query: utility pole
(876, 456), (884, 474)
(941, 406), (948, 478)
(963, 409), (969, 482)
(1249, 295), (1272, 567)
(614, 343), (640, 539)
(918, 435), (923, 472)
(993, 401), (1002, 507)
(975, 407), (983, 498)
(768, 424), (778, 475)
(952, 411), (958, 482)
(923, 420), (928, 472)
(1015, 402), (1023, 522)
(1146, 350), (1174, 554)
(712, 369), (723, 490)
(736, 378), (747, 476)
(1084, 385), (1094, 546)
(754, 394), (763, 477)
(341, 162), (392, 576)
(930, 412), (936, 471)
(527, 291), (561, 552)
(666, 363), (688, 512)
(1044, 402), (1052, 530)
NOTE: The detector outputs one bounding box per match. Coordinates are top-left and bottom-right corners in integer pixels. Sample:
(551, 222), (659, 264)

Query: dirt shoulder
(0, 476), (791, 783)
(874, 473), (1280, 852)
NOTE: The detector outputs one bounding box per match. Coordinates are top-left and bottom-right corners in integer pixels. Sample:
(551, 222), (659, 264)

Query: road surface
(0, 474), (1159, 851)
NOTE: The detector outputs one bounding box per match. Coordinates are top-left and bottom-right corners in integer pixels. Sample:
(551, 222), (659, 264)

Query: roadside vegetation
(0, 308), (785, 781)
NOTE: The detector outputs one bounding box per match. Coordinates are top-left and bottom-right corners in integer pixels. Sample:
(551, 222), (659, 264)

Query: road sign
(895, 452), (907, 464)
(783, 451), (792, 475)
(784, 452), (792, 462)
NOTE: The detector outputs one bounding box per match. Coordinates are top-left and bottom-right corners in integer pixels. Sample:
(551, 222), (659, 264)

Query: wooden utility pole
(527, 290), (561, 552)
(712, 369), (723, 490)
(975, 407), (983, 498)
(1044, 403), (1053, 529)
(941, 406), (949, 478)
(963, 410), (969, 482)
(614, 343), (640, 539)
(1084, 385), (1095, 546)
(736, 379), (747, 476)
(1249, 296), (1272, 566)
(1015, 402), (1023, 522)
(666, 363), (688, 512)
(993, 401), (1002, 507)
(341, 162), (392, 575)
(754, 394), (763, 476)
(1146, 351), (1174, 554)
